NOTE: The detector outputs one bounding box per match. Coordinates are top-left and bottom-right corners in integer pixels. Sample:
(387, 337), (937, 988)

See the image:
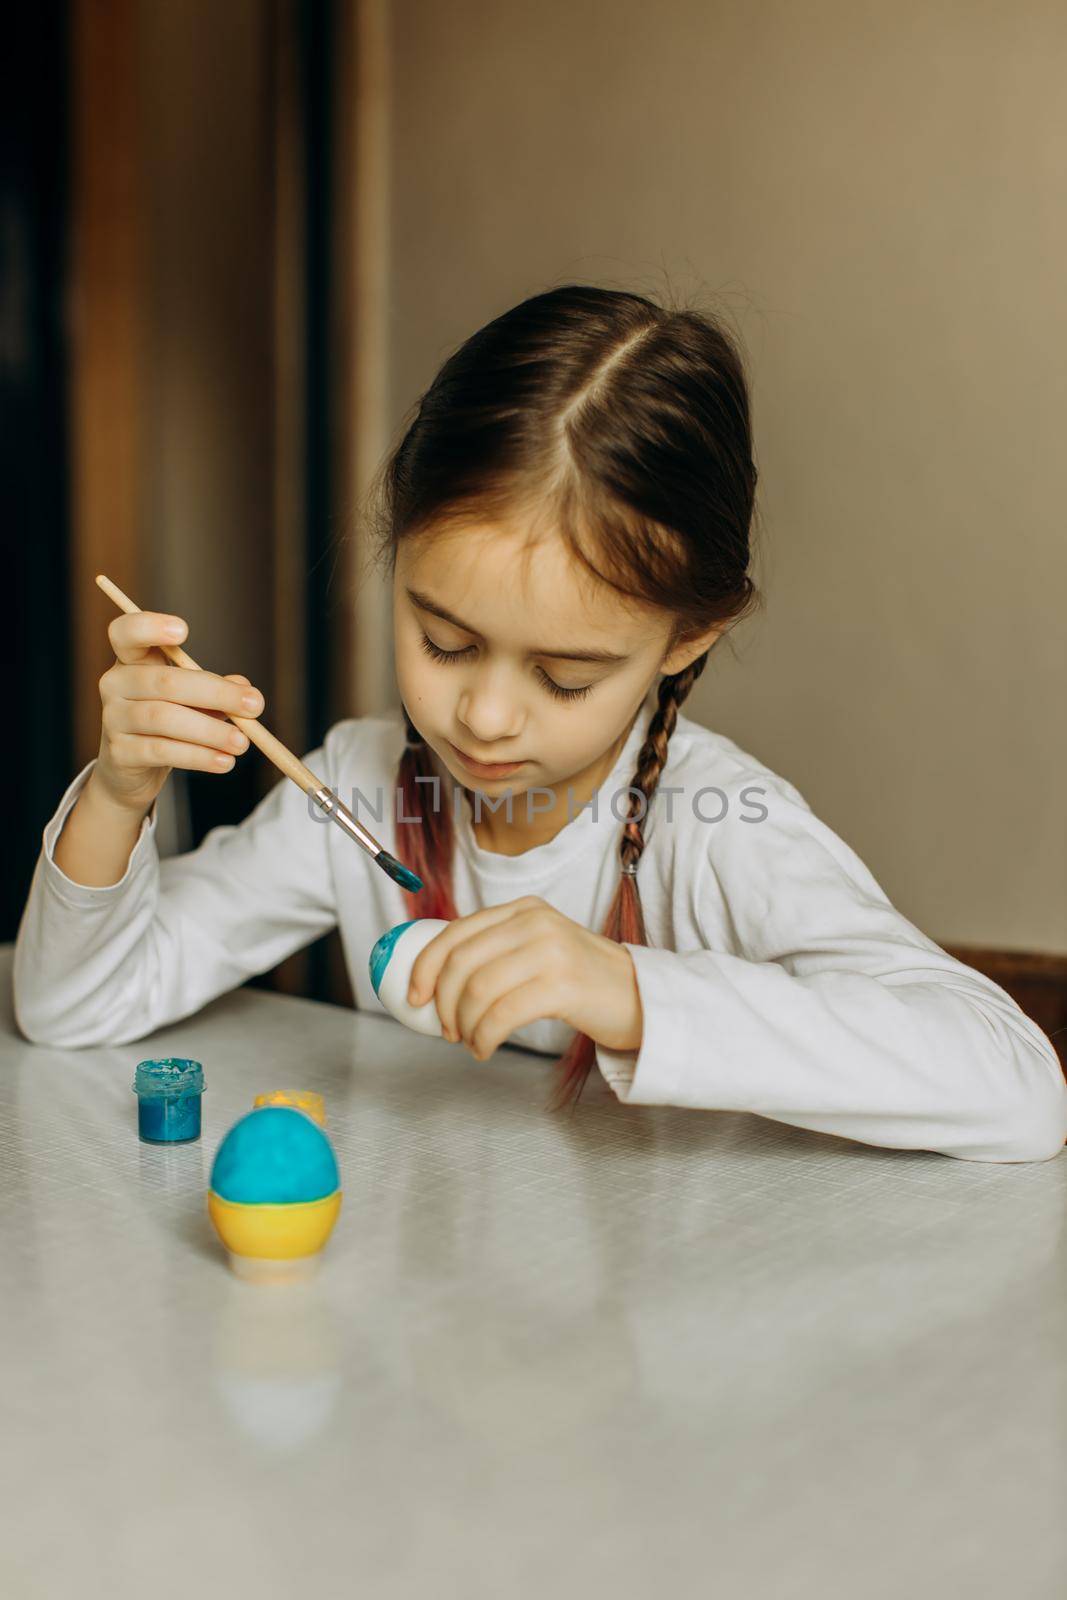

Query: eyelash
(417, 632), (593, 703)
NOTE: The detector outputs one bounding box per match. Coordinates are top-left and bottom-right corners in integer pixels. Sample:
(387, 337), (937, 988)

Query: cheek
(553, 678), (642, 764)
(393, 620), (424, 689)
(543, 718), (601, 775)
(396, 634), (445, 719)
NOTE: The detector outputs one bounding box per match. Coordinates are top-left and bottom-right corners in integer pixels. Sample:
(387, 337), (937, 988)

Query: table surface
(2, 944), (1065, 1599)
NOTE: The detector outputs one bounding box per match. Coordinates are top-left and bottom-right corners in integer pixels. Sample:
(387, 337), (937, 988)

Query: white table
(1, 943), (1064, 1598)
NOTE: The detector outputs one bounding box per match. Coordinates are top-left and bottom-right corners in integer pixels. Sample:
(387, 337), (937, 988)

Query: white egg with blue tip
(369, 919), (450, 1036)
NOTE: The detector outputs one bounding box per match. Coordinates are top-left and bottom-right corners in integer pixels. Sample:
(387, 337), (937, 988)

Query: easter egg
(207, 1106), (342, 1282)
(252, 1088), (326, 1125)
(369, 918), (450, 1037)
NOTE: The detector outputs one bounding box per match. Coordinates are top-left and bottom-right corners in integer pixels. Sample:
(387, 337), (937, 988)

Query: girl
(14, 285), (1066, 1162)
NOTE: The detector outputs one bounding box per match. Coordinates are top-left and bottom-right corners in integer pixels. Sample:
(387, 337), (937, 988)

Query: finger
(431, 920), (536, 1041)
(112, 730), (242, 775)
(407, 895), (543, 1006)
(108, 611), (188, 663)
(111, 698), (252, 757)
(468, 978), (553, 1062)
(203, 673), (254, 722)
(109, 661), (265, 718)
(453, 945), (547, 1049)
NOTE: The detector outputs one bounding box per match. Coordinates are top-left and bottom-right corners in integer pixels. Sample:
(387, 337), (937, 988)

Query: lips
(448, 741), (526, 776)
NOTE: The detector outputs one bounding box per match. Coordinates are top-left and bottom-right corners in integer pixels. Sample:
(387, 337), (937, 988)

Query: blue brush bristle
(377, 851), (423, 893)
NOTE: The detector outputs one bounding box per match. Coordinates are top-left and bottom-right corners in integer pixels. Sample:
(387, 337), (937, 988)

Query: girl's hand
(406, 895), (644, 1061)
(93, 610), (266, 815)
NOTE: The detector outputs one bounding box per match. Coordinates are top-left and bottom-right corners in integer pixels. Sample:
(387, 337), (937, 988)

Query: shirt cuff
(42, 757), (160, 907)
(594, 1041), (639, 1092)
(593, 942), (694, 1105)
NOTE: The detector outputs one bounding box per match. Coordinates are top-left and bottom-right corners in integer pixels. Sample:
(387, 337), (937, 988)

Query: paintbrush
(94, 573), (423, 895)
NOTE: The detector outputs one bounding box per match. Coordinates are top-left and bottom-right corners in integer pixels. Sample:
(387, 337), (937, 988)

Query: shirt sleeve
(594, 773), (1067, 1164)
(12, 741), (339, 1049)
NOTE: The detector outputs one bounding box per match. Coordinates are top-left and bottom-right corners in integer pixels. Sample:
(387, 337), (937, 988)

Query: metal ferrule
(311, 785), (381, 858)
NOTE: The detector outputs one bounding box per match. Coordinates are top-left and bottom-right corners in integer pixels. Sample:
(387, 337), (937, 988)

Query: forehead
(398, 521), (660, 645)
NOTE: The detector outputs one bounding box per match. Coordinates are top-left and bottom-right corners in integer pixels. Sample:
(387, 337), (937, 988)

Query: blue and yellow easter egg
(207, 1106), (342, 1265)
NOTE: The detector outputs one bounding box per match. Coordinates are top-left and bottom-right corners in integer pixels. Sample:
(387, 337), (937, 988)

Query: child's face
(393, 520), (702, 797)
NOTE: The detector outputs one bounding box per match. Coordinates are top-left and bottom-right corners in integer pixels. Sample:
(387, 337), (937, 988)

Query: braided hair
(369, 283), (760, 1110)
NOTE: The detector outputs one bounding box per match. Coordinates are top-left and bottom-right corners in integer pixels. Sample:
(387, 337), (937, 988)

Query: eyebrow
(406, 586), (630, 664)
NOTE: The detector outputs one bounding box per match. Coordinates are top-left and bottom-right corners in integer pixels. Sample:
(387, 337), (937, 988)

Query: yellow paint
(207, 1189), (342, 1260)
(252, 1089), (327, 1126)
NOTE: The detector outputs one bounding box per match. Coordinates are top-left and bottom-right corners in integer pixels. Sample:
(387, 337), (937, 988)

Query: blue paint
(369, 920), (416, 996)
(137, 1093), (201, 1143)
(377, 851), (423, 893)
(210, 1106), (339, 1205)
(133, 1057), (204, 1144)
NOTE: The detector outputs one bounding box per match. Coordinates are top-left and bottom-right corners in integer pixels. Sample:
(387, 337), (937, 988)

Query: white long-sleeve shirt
(12, 700), (1067, 1162)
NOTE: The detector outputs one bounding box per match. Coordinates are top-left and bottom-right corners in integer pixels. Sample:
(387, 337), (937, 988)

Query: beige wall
(138, 0), (274, 700)
(386, 0), (1067, 950)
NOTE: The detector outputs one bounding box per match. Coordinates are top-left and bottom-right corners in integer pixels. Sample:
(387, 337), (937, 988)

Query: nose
(457, 677), (524, 747)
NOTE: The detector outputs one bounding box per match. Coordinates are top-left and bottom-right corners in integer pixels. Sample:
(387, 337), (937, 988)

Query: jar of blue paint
(133, 1057), (205, 1143)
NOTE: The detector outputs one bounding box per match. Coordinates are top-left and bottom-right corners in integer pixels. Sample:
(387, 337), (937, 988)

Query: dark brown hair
(369, 284), (760, 1109)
